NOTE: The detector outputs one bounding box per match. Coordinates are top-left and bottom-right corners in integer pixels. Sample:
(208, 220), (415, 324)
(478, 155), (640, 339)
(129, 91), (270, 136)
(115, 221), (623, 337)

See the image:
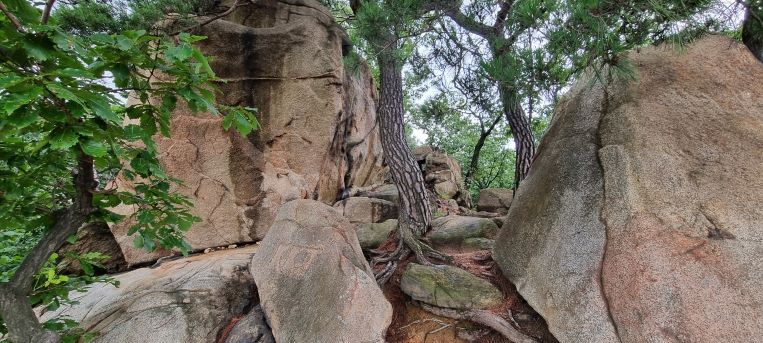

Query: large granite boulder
(355, 183), (399, 204)
(250, 200), (392, 342)
(494, 36), (763, 342)
(111, 0), (386, 265)
(39, 247), (259, 343)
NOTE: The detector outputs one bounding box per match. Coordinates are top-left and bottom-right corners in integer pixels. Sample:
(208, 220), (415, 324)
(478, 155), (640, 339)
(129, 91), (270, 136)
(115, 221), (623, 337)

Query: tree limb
(436, 0), (495, 39)
(0, 151), (96, 343)
(7, 207), (90, 293)
(493, 0), (514, 30)
(169, 0), (248, 36)
(0, 0), (26, 32)
(41, 0), (56, 24)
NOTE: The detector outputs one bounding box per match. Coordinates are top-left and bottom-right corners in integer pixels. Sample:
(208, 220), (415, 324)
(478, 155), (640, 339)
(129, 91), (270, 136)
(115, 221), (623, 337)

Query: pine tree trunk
(377, 53), (433, 236)
(370, 41), (449, 285)
(742, 0), (763, 62)
(498, 83), (535, 190)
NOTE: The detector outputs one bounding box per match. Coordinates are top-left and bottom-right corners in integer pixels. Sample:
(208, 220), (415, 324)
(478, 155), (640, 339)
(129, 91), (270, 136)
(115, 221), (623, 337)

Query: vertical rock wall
(112, 0), (385, 265)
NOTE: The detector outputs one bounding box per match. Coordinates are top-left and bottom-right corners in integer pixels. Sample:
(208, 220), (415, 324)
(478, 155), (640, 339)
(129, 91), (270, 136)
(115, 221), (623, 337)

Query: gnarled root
(371, 222), (451, 285)
(418, 303), (539, 343)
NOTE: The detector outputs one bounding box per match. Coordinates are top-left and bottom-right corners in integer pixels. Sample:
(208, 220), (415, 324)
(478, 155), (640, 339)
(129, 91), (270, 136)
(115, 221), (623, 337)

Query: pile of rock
(413, 146), (473, 209)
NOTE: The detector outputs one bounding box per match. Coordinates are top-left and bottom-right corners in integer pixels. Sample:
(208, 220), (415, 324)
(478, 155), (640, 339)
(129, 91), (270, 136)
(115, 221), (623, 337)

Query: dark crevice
(593, 73), (624, 343)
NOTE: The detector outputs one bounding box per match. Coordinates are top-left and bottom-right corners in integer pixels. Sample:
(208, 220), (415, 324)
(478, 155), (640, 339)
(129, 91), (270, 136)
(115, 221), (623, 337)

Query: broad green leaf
(89, 33), (112, 44)
(48, 128), (79, 150)
(76, 91), (120, 123)
(54, 68), (94, 79)
(2, 86), (43, 115)
(130, 154), (150, 175)
(115, 35), (133, 51)
(0, 75), (27, 89)
(234, 112), (253, 135)
(221, 112), (234, 130)
(137, 210), (154, 223)
(166, 45), (193, 62)
(143, 238), (156, 252)
(21, 36), (55, 61)
(191, 50), (214, 76)
(46, 83), (83, 105)
(4, 0), (40, 24)
(122, 124), (144, 141)
(80, 139), (108, 157)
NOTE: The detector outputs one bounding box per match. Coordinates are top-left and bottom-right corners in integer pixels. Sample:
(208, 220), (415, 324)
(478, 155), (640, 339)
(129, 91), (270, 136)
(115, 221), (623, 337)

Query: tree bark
(0, 152), (95, 343)
(742, 0), (763, 62)
(373, 49), (448, 284)
(498, 83), (535, 189)
(377, 53), (432, 237)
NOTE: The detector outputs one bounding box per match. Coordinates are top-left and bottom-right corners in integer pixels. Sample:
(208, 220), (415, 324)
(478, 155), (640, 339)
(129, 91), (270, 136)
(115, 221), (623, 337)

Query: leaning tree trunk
(498, 83), (535, 190)
(377, 53), (432, 236)
(0, 151), (95, 343)
(742, 0), (763, 62)
(372, 48), (448, 284)
(464, 115), (502, 188)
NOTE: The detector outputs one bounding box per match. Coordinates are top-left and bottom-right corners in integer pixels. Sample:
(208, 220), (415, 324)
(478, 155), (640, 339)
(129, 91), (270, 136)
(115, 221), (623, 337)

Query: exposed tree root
(419, 303), (539, 343)
(372, 222), (451, 285)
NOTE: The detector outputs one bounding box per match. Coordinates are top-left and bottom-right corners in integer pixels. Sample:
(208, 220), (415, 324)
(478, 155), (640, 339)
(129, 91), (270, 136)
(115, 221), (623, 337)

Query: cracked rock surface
(251, 199), (392, 343)
(493, 35), (763, 343)
(110, 0), (385, 265)
(38, 246), (259, 343)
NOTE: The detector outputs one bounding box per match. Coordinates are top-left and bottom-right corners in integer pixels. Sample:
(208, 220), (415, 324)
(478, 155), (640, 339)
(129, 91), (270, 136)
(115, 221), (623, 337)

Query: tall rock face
(494, 36), (763, 343)
(112, 0), (385, 265)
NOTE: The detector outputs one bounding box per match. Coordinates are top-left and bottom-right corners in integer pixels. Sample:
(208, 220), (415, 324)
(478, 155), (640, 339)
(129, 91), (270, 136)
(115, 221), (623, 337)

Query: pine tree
(352, 0), (448, 284)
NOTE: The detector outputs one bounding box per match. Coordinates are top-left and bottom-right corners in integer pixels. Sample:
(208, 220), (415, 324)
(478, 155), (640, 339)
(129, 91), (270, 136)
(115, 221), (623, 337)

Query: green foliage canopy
(0, 0), (256, 339)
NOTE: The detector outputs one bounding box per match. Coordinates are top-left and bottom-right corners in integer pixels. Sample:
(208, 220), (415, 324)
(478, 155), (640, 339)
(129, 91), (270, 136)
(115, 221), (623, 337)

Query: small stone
(223, 305), (275, 343)
(358, 184), (399, 204)
(476, 188), (513, 214)
(428, 215), (498, 245)
(333, 197), (397, 224)
(401, 263), (503, 310)
(227, 244), (237, 249)
(356, 219), (398, 250)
